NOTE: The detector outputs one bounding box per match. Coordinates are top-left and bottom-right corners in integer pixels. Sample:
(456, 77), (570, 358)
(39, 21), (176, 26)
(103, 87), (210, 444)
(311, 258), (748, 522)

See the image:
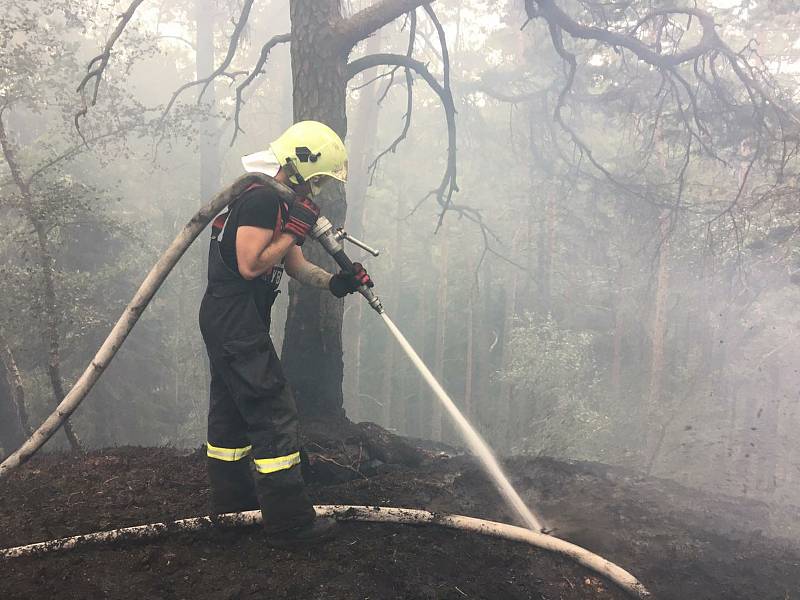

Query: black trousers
(201, 295), (315, 533)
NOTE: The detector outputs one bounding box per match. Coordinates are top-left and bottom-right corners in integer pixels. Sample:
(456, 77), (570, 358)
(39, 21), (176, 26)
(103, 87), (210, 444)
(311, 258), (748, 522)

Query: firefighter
(199, 121), (372, 547)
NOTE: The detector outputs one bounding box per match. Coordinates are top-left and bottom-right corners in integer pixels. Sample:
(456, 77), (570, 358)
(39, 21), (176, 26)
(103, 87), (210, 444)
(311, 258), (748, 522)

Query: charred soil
(2, 446), (799, 600)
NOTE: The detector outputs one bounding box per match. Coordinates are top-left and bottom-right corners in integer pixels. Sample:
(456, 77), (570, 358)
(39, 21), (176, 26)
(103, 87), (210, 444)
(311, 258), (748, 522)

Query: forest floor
(2, 446), (800, 600)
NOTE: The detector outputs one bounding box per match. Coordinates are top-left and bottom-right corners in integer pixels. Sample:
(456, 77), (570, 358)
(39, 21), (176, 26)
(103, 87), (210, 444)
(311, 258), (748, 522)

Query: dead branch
(367, 10), (416, 182)
(162, 0), (255, 120)
(534, 2), (721, 68)
(230, 32), (291, 146)
(525, 0), (800, 226)
(75, 0), (147, 141)
(422, 5), (457, 229)
(347, 52), (458, 223)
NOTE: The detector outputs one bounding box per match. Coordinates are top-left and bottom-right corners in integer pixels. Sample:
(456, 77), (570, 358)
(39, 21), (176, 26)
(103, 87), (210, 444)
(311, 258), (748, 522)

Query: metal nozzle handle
(340, 231), (380, 257)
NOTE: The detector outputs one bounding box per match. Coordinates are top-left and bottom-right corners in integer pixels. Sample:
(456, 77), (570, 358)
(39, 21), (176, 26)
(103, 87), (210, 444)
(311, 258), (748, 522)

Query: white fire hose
(1, 505), (651, 598)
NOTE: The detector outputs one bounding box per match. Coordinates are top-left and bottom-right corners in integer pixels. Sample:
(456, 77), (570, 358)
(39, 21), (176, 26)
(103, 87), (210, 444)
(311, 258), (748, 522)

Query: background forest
(2, 0), (799, 513)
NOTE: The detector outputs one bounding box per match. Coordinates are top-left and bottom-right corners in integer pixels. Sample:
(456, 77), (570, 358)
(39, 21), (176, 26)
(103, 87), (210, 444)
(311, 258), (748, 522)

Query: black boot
(207, 457), (259, 514)
(266, 516), (338, 548)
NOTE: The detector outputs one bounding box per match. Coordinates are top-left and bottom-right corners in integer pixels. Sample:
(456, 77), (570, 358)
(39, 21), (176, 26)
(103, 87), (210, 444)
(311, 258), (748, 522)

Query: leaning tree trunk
(281, 0), (350, 421)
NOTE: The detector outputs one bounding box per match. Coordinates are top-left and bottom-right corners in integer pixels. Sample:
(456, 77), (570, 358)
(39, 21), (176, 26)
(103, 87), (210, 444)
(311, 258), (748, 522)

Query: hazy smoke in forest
(1, 0), (799, 541)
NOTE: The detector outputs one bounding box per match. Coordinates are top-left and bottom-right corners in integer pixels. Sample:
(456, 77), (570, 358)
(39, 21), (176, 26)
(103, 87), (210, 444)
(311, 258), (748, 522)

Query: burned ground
(2, 447), (799, 599)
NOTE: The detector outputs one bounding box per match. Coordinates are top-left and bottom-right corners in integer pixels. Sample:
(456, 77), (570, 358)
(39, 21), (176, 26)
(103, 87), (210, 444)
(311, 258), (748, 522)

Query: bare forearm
(290, 260), (333, 289)
(244, 232), (296, 279)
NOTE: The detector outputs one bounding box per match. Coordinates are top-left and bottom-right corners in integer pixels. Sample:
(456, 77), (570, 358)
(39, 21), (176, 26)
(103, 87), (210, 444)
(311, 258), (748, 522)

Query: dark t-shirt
(220, 186), (281, 273)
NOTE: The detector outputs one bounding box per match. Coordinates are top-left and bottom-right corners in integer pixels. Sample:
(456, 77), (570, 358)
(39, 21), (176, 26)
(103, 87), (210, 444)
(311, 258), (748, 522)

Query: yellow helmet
(269, 121), (348, 186)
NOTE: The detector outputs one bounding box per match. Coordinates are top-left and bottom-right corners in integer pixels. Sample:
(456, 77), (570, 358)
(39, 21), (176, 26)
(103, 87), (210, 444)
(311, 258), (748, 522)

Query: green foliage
(500, 313), (605, 457)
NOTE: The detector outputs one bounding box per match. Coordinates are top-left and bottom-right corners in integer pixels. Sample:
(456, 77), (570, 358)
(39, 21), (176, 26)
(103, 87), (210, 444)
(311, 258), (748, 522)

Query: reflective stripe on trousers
(254, 451), (301, 474)
(207, 442), (252, 461)
(207, 444), (300, 476)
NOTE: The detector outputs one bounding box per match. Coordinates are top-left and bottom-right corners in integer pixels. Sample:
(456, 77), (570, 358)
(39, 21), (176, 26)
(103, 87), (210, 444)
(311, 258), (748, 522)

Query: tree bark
(282, 0), (431, 421)
(281, 1), (351, 421)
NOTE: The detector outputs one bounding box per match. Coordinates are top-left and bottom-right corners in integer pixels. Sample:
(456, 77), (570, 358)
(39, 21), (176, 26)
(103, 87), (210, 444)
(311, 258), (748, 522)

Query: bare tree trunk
(282, 0), (444, 422)
(645, 211), (671, 461)
(473, 268), (493, 437)
(0, 114), (82, 453)
(195, 0), (220, 411)
(380, 200), (403, 431)
(0, 331), (29, 455)
(753, 363), (783, 495)
(35, 222), (83, 453)
(343, 31), (383, 419)
(282, 1), (350, 420)
(0, 331), (32, 438)
(611, 261), (625, 400)
(412, 272), (431, 439)
(431, 230), (448, 442)
(497, 230), (521, 452)
(537, 186), (555, 313)
(523, 108), (536, 315)
(464, 281), (475, 423)
(196, 2), (220, 211)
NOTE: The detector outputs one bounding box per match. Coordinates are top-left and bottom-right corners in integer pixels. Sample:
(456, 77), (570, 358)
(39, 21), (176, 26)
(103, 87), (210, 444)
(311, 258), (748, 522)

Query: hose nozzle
(311, 216), (384, 314)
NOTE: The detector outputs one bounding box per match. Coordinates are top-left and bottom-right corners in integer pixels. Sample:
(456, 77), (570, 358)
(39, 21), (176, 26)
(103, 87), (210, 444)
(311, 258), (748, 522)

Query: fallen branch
(0, 505), (651, 598)
(0, 174), (297, 478)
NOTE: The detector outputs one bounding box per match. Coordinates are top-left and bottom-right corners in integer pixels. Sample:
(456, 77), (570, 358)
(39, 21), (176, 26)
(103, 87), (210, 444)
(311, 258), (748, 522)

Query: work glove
(284, 196), (320, 245)
(329, 262), (373, 298)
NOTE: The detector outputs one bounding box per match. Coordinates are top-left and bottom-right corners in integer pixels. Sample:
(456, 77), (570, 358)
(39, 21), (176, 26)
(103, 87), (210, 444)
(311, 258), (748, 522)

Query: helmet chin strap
(281, 159), (323, 198)
(281, 158), (306, 186)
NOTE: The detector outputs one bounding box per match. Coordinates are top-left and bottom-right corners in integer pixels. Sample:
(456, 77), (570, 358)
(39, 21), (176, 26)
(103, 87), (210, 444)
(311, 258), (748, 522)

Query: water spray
(311, 217), (546, 532)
